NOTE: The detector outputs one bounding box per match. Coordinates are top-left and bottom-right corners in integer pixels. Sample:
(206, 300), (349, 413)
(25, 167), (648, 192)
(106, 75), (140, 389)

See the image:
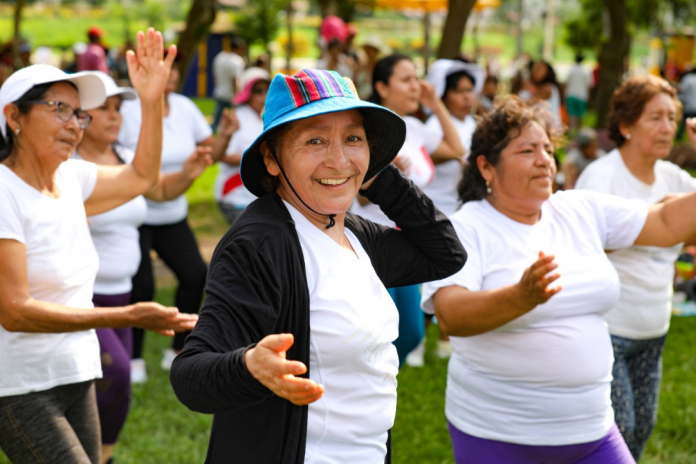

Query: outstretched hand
(182, 146), (213, 180)
(419, 80), (440, 112)
(126, 28), (177, 103)
(218, 108), (240, 138)
(515, 251), (562, 310)
(245, 334), (324, 406)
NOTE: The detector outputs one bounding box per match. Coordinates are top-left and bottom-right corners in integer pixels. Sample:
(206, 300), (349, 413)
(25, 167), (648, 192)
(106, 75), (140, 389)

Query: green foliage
(233, 0), (284, 53)
(563, 0), (605, 53)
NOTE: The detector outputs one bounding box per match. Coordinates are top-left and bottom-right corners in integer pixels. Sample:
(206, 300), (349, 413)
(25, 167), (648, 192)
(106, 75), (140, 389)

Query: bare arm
(208, 108), (240, 162)
(0, 239), (197, 335)
(85, 29), (176, 216)
(634, 191), (696, 247)
(144, 146), (212, 202)
(420, 81), (466, 164)
(433, 252), (561, 337)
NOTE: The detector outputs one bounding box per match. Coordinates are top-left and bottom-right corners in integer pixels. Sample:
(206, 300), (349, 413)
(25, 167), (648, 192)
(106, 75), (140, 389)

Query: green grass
(3, 318), (695, 463)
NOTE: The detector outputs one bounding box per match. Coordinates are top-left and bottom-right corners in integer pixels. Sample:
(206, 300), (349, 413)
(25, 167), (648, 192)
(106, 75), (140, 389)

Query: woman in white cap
(118, 52), (239, 377)
(214, 68), (271, 224)
(74, 71), (212, 464)
(0, 29), (197, 463)
(353, 54), (464, 366)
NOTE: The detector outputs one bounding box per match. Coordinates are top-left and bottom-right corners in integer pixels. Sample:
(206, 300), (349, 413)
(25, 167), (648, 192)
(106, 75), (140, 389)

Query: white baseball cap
(90, 71), (137, 101)
(427, 59), (485, 99)
(0, 64), (106, 139)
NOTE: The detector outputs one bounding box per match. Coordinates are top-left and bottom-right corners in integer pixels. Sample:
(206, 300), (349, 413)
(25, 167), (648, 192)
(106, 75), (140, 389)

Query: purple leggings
(93, 293), (132, 445)
(448, 421), (636, 464)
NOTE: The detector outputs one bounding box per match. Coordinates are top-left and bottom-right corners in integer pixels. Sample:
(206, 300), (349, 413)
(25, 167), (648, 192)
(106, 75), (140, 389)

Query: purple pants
(93, 293), (132, 445)
(448, 421), (636, 464)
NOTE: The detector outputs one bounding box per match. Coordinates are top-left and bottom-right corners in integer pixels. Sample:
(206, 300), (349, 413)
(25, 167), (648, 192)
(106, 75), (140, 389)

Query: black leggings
(130, 219), (207, 357)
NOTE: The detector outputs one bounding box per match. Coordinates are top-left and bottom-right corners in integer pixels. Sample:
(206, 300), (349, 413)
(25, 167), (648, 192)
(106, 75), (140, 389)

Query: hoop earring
(486, 180), (492, 194)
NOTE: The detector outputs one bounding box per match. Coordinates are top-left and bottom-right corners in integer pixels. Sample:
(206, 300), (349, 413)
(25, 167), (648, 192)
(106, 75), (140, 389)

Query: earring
(625, 133), (631, 140)
(486, 180), (492, 194)
(14, 128), (19, 135)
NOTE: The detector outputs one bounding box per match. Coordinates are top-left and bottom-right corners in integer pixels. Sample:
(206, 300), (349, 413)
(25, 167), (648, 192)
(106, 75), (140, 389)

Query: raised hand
(130, 301), (198, 336)
(218, 108), (240, 138)
(182, 146), (213, 180)
(515, 251), (562, 310)
(126, 28), (177, 103)
(244, 333), (324, 406)
(393, 154), (412, 176)
(419, 80), (440, 112)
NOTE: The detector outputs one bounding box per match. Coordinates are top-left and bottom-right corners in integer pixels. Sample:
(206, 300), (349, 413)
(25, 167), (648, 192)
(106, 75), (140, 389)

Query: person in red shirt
(77, 26), (109, 74)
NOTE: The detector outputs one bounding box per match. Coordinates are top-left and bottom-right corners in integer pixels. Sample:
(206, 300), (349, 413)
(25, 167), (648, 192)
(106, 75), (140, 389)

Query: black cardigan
(170, 165), (466, 463)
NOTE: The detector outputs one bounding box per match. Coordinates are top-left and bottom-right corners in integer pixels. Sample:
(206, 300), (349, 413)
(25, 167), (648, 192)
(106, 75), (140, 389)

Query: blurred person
(577, 75), (696, 461)
(75, 72), (212, 464)
(354, 54), (464, 366)
(253, 53), (271, 73)
(343, 23), (360, 63)
(214, 68), (271, 224)
(211, 36), (245, 132)
(0, 30), (196, 464)
(423, 96), (696, 464)
(530, 59), (563, 130)
(170, 68), (466, 463)
(478, 75), (498, 113)
(566, 53), (591, 133)
(77, 26), (109, 73)
(355, 35), (387, 99)
(316, 39), (354, 80)
(677, 66), (696, 140)
(562, 128), (606, 190)
(118, 53), (239, 381)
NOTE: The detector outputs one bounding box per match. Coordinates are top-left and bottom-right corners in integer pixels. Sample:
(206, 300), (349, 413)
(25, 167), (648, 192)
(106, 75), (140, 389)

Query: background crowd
(2, 2), (696, 463)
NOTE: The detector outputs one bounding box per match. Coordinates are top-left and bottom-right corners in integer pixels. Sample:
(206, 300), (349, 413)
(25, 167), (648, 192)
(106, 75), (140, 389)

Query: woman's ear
(3, 103), (20, 135)
(260, 141), (280, 177)
(476, 154), (494, 183)
(375, 81), (388, 101)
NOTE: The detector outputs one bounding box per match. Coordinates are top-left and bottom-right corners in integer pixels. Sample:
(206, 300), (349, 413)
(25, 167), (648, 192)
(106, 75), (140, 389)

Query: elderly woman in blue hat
(170, 69), (467, 463)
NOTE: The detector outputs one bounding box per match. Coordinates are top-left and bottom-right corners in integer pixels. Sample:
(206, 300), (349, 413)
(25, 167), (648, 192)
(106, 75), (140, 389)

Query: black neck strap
(270, 151), (336, 229)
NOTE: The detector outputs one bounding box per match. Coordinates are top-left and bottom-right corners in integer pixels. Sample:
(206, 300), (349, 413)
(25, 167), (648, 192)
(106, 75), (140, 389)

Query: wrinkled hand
(393, 155), (412, 176)
(126, 28), (177, 103)
(245, 334), (324, 406)
(686, 117), (696, 150)
(515, 251), (562, 310)
(183, 146), (213, 180)
(419, 80), (440, 112)
(218, 108), (239, 138)
(130, 302), (198, 336)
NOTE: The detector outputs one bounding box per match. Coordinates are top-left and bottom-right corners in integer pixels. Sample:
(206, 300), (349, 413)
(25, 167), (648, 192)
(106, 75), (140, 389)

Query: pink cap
(233, 68), (271, 105)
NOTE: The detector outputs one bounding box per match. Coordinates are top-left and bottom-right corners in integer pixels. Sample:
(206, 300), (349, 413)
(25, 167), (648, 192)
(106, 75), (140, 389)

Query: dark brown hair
(458, 96), (557, 204)
(608, 75), (681, 147)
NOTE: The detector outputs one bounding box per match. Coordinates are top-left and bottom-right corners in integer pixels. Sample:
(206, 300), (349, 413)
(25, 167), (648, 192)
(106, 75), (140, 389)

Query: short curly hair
(458, 96), (560, 205)
(608, 75), (681, 147)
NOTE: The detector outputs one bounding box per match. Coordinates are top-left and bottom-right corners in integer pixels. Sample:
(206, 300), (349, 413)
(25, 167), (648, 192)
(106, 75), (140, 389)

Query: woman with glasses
(118, 53), (239, 379)
(74, 71), (212, 464)
(0, 30), (197, 464)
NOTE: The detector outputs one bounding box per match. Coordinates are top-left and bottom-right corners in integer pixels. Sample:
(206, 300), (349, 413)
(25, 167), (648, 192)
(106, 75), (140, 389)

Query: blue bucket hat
(240, 68), (406, 197)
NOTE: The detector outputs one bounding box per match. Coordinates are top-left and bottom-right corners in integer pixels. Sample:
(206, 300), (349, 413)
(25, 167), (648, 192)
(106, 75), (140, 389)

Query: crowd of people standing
(2, 16), (696, 464)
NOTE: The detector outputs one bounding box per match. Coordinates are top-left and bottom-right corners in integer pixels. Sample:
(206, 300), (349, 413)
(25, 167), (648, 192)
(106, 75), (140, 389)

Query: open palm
(126, 28), (177, 103)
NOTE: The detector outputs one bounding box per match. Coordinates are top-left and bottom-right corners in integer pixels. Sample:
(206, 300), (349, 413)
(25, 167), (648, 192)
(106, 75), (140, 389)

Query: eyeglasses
(26, 100), (92, 129)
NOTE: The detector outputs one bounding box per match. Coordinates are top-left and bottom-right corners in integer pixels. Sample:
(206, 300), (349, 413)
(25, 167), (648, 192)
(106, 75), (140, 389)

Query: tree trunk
(176, 0), (218, 92)
(437, 0), (477, 59)
(594, 0), (630, 129)
(12, 0), (26, 70)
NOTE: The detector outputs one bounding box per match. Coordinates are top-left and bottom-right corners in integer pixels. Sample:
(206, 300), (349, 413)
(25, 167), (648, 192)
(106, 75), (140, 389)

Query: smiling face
(376, 59), (420, 116)
(479, 121), (555, 217)
(621, 92), (677, 161)
(84, 95), (122, 145)
(11, 82), (84, 166)
(261, 110), (370, 225)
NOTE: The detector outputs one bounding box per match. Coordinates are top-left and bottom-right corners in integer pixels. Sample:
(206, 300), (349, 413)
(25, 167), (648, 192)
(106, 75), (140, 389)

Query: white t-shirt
(212, 51), (245, 100)
(118, 94), (213, 225)
(577, 149), (696, 339)
(74, 148), (148, 295)
(0, 160), (102, 397)
(421, 190), (649, 445)
(565, 64), (590, 101)
(351, 116), (439, 226)
(214, 104), (260, 207)
(423, 114), (476, 216)
(284, 202), (399, 464)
